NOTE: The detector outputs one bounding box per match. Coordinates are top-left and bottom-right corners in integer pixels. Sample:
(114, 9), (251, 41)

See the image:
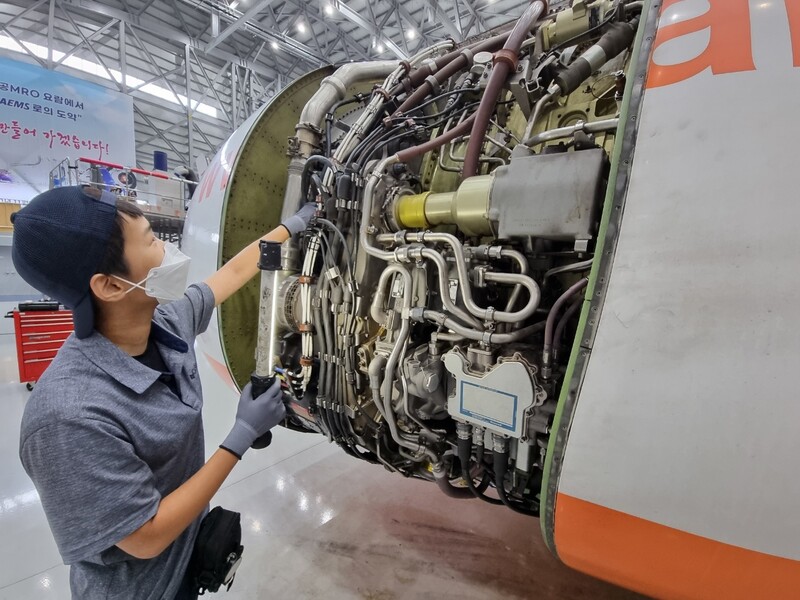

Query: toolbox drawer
(13, 309), (74, 386)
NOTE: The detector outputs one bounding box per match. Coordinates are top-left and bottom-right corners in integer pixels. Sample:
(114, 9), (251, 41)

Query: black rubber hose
(435, 472), (476, 499)
(458, 435), (504, 505)
(597, 17), (640, 59)
(493, 449), (539, 517)
(300, 155), (335, 202)
(554, 18), (639, 96)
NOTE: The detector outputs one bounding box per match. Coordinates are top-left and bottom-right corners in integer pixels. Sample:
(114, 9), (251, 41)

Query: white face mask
(115, 242), (191, 304)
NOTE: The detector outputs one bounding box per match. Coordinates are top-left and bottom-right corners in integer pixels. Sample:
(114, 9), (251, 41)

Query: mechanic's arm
(116, 380), (285, 559)
(204, 204), (315, 307)
(116, 449), (237, 559)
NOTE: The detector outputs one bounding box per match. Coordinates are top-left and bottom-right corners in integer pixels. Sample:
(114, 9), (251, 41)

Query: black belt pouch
(188, 506), (244, 595)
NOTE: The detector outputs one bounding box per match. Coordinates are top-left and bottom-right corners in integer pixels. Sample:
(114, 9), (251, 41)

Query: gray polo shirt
(19, 283), (216, 600)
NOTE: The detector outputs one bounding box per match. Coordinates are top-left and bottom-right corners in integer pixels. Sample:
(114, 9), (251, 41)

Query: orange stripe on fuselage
(555, 493), (800, 599)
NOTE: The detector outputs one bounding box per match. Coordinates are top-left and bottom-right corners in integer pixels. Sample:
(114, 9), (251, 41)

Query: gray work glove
(281, 202), (316, 236)
(220, 380), (286, 459)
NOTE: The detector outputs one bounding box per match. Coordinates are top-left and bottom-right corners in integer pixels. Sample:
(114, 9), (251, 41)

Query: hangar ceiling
(0, 0), (533, 171)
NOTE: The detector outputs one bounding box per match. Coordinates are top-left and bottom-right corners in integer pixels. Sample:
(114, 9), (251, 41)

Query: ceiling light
(296, 21), (306, 33)
(271, 41), (279, 50)
(406, 28), (416, 40)
(324, 4), (334, 15)
(376, 43), (384, 53)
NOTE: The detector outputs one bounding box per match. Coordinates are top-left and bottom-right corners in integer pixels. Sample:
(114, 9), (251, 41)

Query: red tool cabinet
(12, 308), (73, 390)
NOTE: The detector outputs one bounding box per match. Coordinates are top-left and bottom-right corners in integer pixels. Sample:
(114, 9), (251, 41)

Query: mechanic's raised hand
(281, 202), (316, 236)
(220, 380), (286, 459)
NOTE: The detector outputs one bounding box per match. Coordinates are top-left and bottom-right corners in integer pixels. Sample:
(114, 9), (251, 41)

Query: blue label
(458, 381), (518, 432)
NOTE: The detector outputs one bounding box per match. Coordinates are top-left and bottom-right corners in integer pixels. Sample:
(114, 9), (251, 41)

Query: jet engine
(186, 0), (645, 516)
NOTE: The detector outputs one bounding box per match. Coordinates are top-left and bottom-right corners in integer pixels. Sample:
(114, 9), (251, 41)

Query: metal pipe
(462, 0), (548, 178)
(448, 135), (507, 168)
(499, 249), (528, 273)
(374, 266), (439, 463)
(521, 84), (561, 148)
(281, 61), (397, 220)
(296, 60), (398, 156)
(368, 355), (389, 422)
(483, 272), (541, 322)
(431, 332), (467, 343)
(543, 259), (593, 283)
(360, 156), (400, 262)
(523, 118), (620, 147)
(370, 265), (401, 326)
(499, 248), (528, 314)
(419, 248), (484, 329)
(415, 309), (546, 345)
(280, 158), (307, 222)
(379, 231), (540, 323)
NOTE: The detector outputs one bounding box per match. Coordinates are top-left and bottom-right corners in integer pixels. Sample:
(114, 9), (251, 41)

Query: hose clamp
(493, 48), (519, 71)
(424, 74), (441, 96)
(421, 58), (438, 75)
(373, 86), (391, 101)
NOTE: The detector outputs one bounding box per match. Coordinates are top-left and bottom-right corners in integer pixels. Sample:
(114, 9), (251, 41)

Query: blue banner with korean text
(0, 56), (135, 204)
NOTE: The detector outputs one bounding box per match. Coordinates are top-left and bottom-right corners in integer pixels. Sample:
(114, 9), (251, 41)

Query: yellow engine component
(394, 176), (494, 236)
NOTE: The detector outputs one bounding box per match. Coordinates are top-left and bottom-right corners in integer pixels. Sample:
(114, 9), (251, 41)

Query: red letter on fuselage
(647, 0), (755, 89)
(785, 0), (800, 66)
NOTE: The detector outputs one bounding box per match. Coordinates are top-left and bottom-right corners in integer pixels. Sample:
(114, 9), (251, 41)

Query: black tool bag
(188, 506), (244, 595)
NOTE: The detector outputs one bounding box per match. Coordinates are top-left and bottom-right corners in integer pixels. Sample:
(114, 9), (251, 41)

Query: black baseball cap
(11, 186), (118, 339)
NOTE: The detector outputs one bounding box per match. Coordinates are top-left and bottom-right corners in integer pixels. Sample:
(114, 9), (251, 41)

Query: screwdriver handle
(250, 373), (275, 449)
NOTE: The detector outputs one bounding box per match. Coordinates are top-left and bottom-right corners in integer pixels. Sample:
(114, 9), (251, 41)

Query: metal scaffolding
(0, 0), (532, 171)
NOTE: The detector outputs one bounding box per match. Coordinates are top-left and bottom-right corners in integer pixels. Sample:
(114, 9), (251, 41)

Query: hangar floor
(0, 298), (643, 600)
